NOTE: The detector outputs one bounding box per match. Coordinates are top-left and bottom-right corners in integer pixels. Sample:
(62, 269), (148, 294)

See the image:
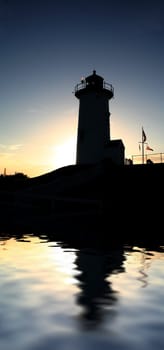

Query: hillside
(0, 162), (163, 244)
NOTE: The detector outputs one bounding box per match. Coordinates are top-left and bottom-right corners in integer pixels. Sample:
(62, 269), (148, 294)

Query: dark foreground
(0, 162), (163, 246)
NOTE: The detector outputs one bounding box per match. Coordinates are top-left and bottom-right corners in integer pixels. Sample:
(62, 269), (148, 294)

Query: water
(0, 233), (164, 350)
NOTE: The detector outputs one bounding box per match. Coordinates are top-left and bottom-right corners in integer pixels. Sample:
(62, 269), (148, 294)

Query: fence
(131, 153), (164, 164)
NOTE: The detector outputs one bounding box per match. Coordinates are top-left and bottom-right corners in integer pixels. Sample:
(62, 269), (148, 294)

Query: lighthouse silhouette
(75, 70), (125, 165)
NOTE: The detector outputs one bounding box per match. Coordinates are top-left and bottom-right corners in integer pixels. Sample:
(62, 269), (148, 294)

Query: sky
(0, 0), (164, 177)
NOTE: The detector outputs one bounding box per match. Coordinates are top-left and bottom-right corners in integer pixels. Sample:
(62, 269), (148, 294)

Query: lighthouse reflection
(73, 247), (125, 329)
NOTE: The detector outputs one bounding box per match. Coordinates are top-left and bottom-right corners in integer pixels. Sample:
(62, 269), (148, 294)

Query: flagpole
(142, 137), (144, 164)
(140, 128), (152, 164)
(142, 127), (146, 164)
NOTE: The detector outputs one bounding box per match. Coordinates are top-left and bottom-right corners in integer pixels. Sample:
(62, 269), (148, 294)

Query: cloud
(0, 144), (7, 149)
(8, 144), (23, 151)
(0, 143), (23, 151)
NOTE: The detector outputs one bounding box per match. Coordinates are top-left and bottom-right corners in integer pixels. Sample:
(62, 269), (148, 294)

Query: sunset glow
(0, 1), (163, 176)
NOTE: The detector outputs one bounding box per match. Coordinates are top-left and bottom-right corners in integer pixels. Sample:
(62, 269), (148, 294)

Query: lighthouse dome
(85, 70), (103, 88)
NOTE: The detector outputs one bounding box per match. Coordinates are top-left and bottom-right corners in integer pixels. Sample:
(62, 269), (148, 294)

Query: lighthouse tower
(74, 70), (124, 165)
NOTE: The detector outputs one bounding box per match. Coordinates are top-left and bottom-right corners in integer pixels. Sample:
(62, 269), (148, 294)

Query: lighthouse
(74, 70), (125, 165)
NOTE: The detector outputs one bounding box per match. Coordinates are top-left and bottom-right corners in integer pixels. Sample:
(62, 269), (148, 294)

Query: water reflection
(0, 233), (126, 329)
(0, 232), (164, 350)
(75, 248), (125, 328)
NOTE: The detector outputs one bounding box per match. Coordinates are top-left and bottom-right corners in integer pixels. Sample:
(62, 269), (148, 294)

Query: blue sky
(0, 0), (164, 176)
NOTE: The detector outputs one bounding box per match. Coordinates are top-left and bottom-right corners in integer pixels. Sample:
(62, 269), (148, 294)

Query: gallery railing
(130, 153), (164, 164)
